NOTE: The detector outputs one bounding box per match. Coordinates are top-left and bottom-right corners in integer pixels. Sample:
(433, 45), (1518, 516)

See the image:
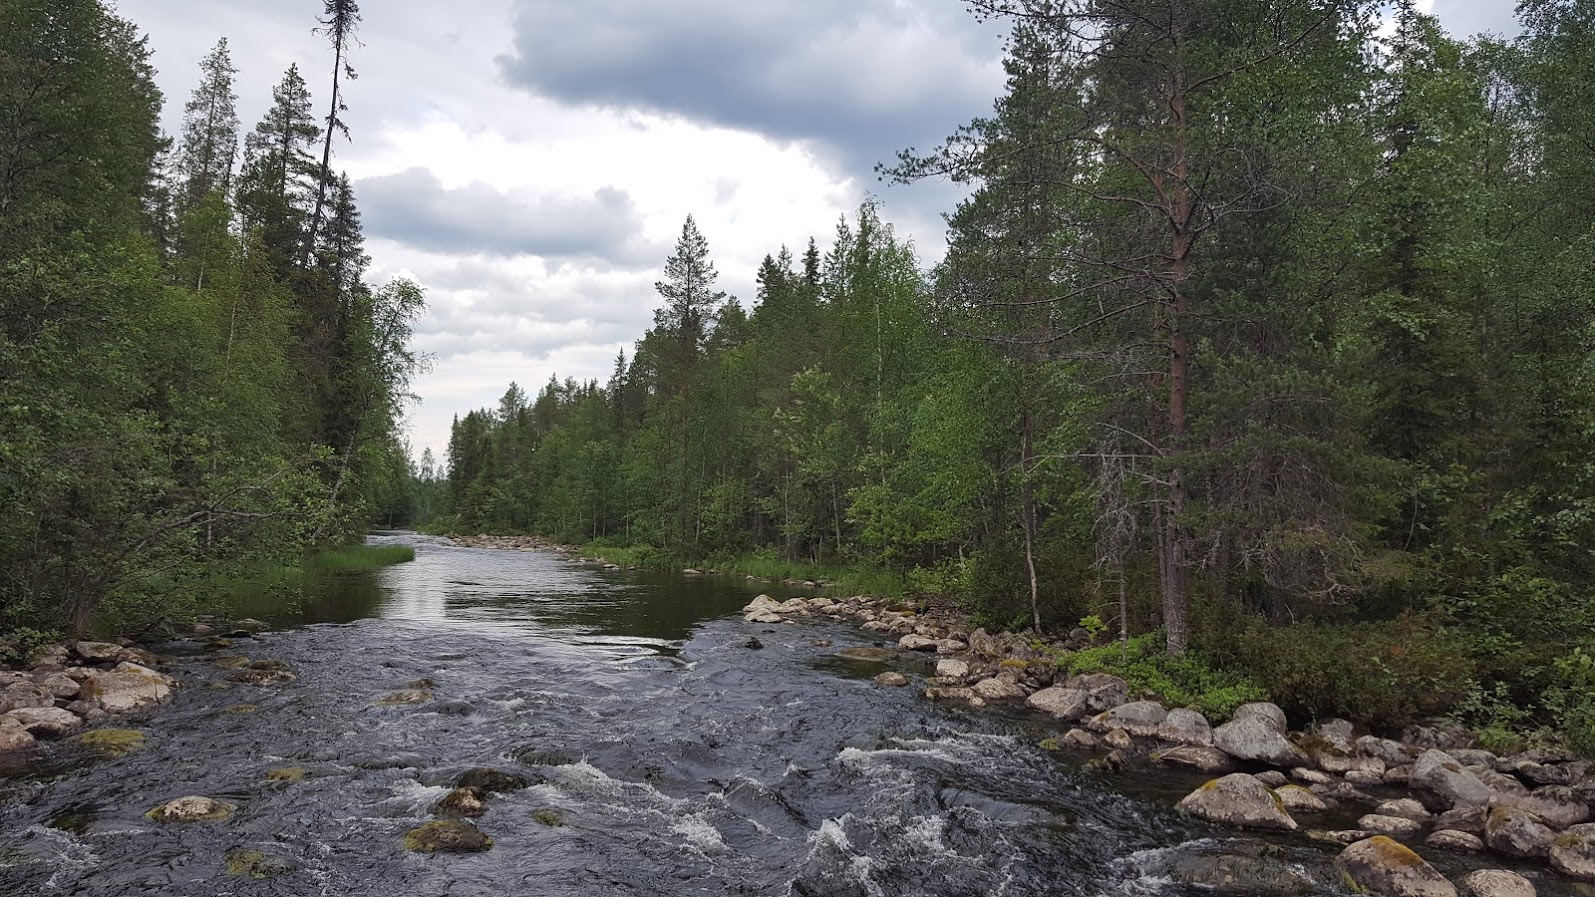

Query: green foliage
(1545, 648), (1595, 758)
(0, 628), (63, 666)
(1062, 633), (1268, 721)
(302, 544), (415, 572)
(1078, 615), (1108, 642)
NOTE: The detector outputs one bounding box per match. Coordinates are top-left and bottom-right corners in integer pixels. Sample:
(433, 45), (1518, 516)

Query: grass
(579, 541), (908, 598)
(302, 544), (416, 572)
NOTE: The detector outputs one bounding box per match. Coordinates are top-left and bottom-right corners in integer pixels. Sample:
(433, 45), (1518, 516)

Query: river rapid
(0, 533), (1556, 896)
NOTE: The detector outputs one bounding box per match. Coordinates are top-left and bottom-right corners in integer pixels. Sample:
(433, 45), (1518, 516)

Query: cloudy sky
(114, 0), (1518, 462)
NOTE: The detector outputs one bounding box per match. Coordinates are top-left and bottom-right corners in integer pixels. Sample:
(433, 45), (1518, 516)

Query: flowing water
(0, 534), (1567, 896)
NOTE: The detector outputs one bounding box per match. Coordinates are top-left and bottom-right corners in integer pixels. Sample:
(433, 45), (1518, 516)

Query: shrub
(1062, 632), (1268, 721)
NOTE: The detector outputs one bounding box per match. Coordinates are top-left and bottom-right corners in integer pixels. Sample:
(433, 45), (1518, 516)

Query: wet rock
(516, 749), (576, 767)
(1459, 870), (1535, 897)
(1157, 708), (1213, 746)
(1335, 835), (1457, 897)
(1231, 702), (1288, 730)
(744, 610), (783, 624)
(1277, 784), (1329, 814)
(1549, 822), (1595, 880)
(834, 647), (897, 663)
(1313, 781), (1380, 805)
(455, 768), (529, 793)
(1311, 829), (1374, 845)
(80, 663), (174, 713)
(1024, 674), (1127, 722)
(1085, 750), (1127, 774)
(922, 687), (985, 709)
(1059, 729), (1098, 749)
(265, 767), (307, 783)
(873, 672), (909, 687)
(1484, 805), (1555, 859)
(403, 820), (493, 853)
(147, 796), (236, 822)
(935, 659), (970, 679)
(225, 848), (296, 879)
(741, 637), (763, 649)
(1255, 770), (1289, 787)
(73, 728), (146, 756)
(532, 808), (566, 827)
(0, 682), (57, 713)
(971, 677), (1026, 702)
(375, 689), (431, 706)
(1436, 806), (1489, 835)
(5, 707), (81, 738)
(227, 618), (268, 635)
(1154, 745), (1238, 773)
(898, 634), (939, 651)
(0, 718), (36, 753)
(1104, 728), (1134, 750)
(1213, 716), (1309, 767)
(1491, 787), (1590, 830)
(434, 786), (487, 818)
(1378, 799), (1434, 822)
(1170, 853), (1313, 895)
(1176, 774), (1298, 832)
(1292, 767), (1334, 786)
(1426, 830), (1484, 852)
(1360, 814), (1427, 840)
(1413, 750), (1492, 811)
(1093, 701), (1167, 738)
(72, 641), (124, 663)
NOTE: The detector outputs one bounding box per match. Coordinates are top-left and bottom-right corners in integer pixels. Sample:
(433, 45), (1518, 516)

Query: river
(0, 533), (1559, 896)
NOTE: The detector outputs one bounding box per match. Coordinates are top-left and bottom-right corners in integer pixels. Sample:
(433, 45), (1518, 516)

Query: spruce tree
(177, 38), (239, 209)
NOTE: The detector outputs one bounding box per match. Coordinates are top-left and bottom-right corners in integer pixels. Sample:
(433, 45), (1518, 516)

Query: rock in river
(1176, 774), (1298, 832)
(1212, 715), (1308, 768)
(1170, 853), (1313, 895)
(80, 663), (174, 713)
(1549, 822), (1595, 880)
(404, 820), (493, 853)
(147, 796), (236, 822)
(1459, 870), (1535, 897)
(1412, 750), (1492, 811)
(1335, 836), (1457, 897)
(455, 767), (530, 793)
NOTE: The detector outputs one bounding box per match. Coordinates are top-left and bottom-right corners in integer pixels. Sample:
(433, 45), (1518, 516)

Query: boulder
(1484, 805), (1555, 859)
(922, 687), (985, 709)
(1412, 750), (1492, 811)
(81, 662), (174, 714)
(1276, 784), (1329, 814)
(1318, 718), (1357, 741)
(72, 641), (124, 663)
(1321, 752), (1388, 778)
(1231, 702), (1288, 731)
(1213, 716), (1309, 767)
(1349, 769), (1389, 787)
(1491, 787), (1590, 830)
(898, 635), (939, 652)
(1169, 853), (1313, 896)
(1359, 814), (1427, 840)
(1378, 799), (1434, 822)
(0, 682), (56, 713)
(403, 820), (492, 853)
(1157, 708), (1214, 746)
(1335, 836), (1458, 897)
(454, 768), (529, 793)
(1154, 745), (1238, 773)
(5, 707), (81, 738)
(744, 610), (783, 624)
(835, 647), (897, 663)
(33, 672), (80, 700)
(1255, 770), (1289, 787)
(0, 718), (36, 753)
(433, 787), (487, 818)
(1025, 675), (1127, 722)
(1426, 830), (1484, 853)
(147, 796), (236, 822)
(1360, 736), (1417, 767)
(968, 629), (1001, 659)
(1292, 767), (1334, 786)
(1104, 728), (1134, 750)
(873, 672), (909, 687)
(935, 659), (970, 679)
(1059, 728), (1097, 749)
(1387, 765), (1416, 785)
(1093, 701), (1168, 738)
(971, 677), (1026, 702)
(1476, 769), (1529, 796)
(1435, 806), (1489, 835)
(1176, 774), (1298, 832)
(1549, 822), (1595, 880)
(1459, 870), (1535, 897)
(743, 595), (779, 613)
(935, 639), (969, 655)
(1516, 760), (1587, 788)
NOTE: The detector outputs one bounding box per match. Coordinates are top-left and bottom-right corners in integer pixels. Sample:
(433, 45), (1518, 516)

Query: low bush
(1061, 632), (1268, 721)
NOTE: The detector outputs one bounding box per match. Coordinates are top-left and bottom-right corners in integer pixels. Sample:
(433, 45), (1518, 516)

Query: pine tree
(177, 38), (240, 209)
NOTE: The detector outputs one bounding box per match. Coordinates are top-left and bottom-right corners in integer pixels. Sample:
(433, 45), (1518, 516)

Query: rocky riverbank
(0, 638), (181, 764)
(739, 592), (1595, 897)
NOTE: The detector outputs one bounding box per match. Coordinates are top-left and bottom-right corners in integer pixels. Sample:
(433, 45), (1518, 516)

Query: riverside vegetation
(431, 0), (1595, 763)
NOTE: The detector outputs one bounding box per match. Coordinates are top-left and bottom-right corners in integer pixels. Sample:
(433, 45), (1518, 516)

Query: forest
(433, 0), (1595, 745)
(0, 1), (424, 636)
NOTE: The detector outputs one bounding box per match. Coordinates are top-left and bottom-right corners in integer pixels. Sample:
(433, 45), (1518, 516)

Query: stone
(1435, 806), (1489, 835)
(1378, 799), (1433, 822)
(1276, 784), (1329, 814)
(744, 610), (783, 624)
(1176, 774), (1298, 832)
(1451, 749), (1496, 767)
(72, 641), (124, 663)
(1404, 725), (1475, 752)
(1213, 716), (1309, 767)
(873, 672), (909, 687)
(1292, 767), (1334, 786)
(1231, 702), (1288, 731)
(1060, 729), (1097, 749)
(454, 768), (529, 793)
(835, 647), (897, 663)
(147, 796), (236, 822)
(1359, 814), (1427, 840)
(1094, 701), (1168, 738)
(1170, 853), (1313, 896)
(5, 707), (81, 738)
(935, 659), (970, 679)
(374, 689), (431, 706)
(1476, 769), (1529, 796)
(532, 808), (566, 827)
(224, 848), (295, 879)
(1155, 745), (1238, 773)
(1335, 836), (1458, 897)
(1517, 760), (1588, 788)
(1387, 765), (1415, 785)
(1150, 708), (1211, 747)
(80, 663), (174, 713)
(1491, 787), (1590, 830)
(33, 672), (80, 700)
(1459, 870), (1535, 897)
(72, 728), (145, 756)
(433, 786), (487, 818)
(1412, 750), (1492, 811)
(403, 820), (493, 853)
(0, 682), (56, 713)
(1484, 805), (1555, 859)
(898, 634), (939, 652)
(1360, 736), (1417, 767)
(922, 687), (985, 709)
(968, 628), (1001, 659)
(1318, 718), (1357, 741)
(971, 677), (1026, 702)
(1348, 769), (1389, 786)
(1255, 770), (1289, 787)
(935, 640), (969, 655)
(1426, 830), (1484, 853)
(0, 719), (36, 753)
(1104, 728), (1134, 750)
(1549, 822), (1595, 880)
(1321, 751), (1388, 778)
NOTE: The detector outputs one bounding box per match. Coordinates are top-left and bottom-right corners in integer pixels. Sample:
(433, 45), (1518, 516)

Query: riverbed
(0, 533), (1564, 896)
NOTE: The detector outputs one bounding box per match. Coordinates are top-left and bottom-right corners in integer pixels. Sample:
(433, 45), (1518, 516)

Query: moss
(224, 849), (292, 878)
(222, 704), (257, 715)
(265, 767), (307, 783)
(999, 658), (1029, 670)
(516, 749), (576, 768)
(1038, 737), (1063, 751)
(434, 786), (487, 818)
(532, 808), (567, 827)
(375, 689), (432, 706)
(211, 655), (251, 670)
(73, 729), (146, 757)
(403, 820), (492, 853)
(248, 659), (289, 671)
(227, 668), (297, 686)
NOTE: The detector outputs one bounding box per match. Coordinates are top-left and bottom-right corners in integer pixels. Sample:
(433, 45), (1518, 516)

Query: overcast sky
(113, 0), (1520, 463)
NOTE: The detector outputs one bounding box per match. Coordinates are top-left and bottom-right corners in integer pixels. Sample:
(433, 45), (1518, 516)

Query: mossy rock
(211, 656), (251, 670)
(408, 678), (436, 689)
(222, 704), (257, 715)
(225, 848), (295, 878)
(1038, 737), (1063, 752)
(46, 805), (98, 834)
(532, 808), (567, 827)
(247, 659), (290, 672)
(375, 689), (433, 706)
(227, 668), (297, 686)
(433, 786), (487, 818)
(834, 647), (897, 663)
(74, 729), (146, 757)
(455, 767), (530, 793)
(146, 796), (237, 822)
(265, 766), (308, 783)
(515, 749), (577, 768)
(403, 820), (492, 853)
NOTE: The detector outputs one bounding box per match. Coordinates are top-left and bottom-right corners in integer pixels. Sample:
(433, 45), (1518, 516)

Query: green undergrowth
(1058, 632), (1268, 722)
(302, 544), (416, 572)
(579, 541), (907, 598)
